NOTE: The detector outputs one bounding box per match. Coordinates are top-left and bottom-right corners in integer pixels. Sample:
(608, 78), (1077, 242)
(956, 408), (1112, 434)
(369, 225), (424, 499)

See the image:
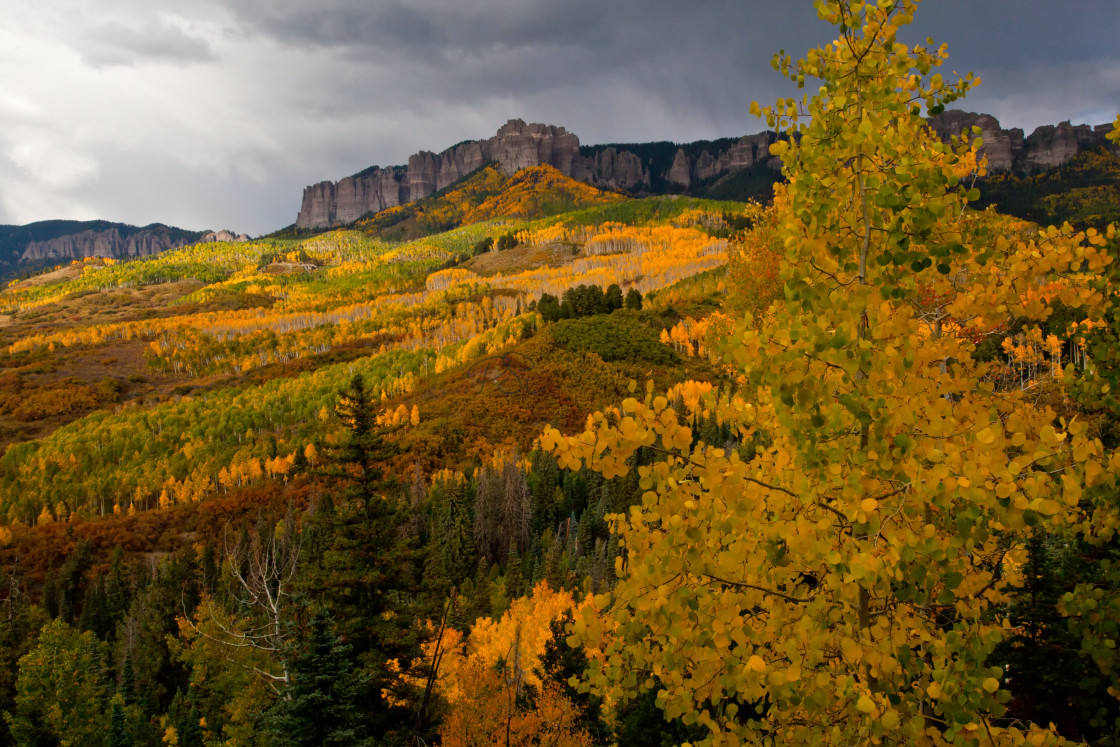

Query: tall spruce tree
(259, 612), (369, 746)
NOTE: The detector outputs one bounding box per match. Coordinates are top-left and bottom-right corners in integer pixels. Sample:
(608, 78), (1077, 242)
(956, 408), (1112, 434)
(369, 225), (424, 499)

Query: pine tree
(331, 373), (393, 521)
(605, 284), (624, 312)
(260, 612), (369, 746)
(438, 478), (477, 585)
(177, 706), (204, 747)
(506, 541), (523, 599)
(106, 697), (133, 747)
(538, 610), (608, 744)
(119, 652), (135, 703)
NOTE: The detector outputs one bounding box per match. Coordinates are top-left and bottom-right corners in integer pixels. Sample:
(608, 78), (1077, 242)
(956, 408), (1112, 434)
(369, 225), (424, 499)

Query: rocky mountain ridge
(927, 111), (1118, 172)
(0, 221), (249, 281)
(21, 225), (200, 263)
(296, 112), (1118, 230)
(296, 119), (782, 229)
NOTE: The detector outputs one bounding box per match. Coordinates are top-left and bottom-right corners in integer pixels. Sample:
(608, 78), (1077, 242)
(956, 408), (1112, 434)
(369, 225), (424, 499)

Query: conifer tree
(437, 477), (477, 586)
(260, 612), (369, 747)
(106, 697), (133, 747)
(331, 373), (393, 520)
(605, 284), (624, 312)
(177, 706), (204, 747)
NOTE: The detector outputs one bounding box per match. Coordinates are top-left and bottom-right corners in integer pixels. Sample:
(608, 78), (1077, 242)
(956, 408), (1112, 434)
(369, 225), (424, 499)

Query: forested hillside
(1, 2), (1119, 746)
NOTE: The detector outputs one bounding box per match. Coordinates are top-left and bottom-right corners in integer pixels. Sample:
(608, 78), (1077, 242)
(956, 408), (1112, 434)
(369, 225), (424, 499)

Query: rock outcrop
(570, 147), (648, 191)
(296, 120), (585, 229)
(200, 229), (250, 243)
(666, 149), (692, 188)
(296, 114), (1117, 230)
(928, 110), (1117, 172)
(21, 225), (203, 263)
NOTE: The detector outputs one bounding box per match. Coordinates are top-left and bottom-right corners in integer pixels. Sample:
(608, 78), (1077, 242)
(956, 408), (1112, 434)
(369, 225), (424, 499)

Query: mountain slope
(976, 146), (1120, 228)
(355, 164), (625, 241)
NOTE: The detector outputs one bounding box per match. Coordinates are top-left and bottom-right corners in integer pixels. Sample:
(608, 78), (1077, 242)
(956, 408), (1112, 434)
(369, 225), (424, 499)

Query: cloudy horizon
(1, 0), (1116, 236)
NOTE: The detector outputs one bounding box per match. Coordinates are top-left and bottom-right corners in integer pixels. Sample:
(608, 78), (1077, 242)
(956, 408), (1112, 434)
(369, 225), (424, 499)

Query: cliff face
(20, 225), (202, 263)
(664, 132), (781, 188)
(296, 119), (771, 229)
(927, 110), (1118, 172)
(296, 113), (1117, 230)
(296, 120), (586, 229)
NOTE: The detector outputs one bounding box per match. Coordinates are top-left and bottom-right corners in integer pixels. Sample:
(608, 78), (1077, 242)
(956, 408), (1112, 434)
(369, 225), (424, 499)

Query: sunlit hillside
(0, 176), (754, 526)
(355, 163), (626, 241)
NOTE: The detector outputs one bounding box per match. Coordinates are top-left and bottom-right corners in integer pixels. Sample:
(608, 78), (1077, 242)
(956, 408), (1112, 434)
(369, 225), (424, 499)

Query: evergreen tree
(624, 287), (642, 310)
(330, 373), (393, 521)
(260, 612), (369, 747)
(585, 284), (606, 315)
(506, 540), (523, 599)
(990, 529), (1120, 741)
(605, 283), (624, 312)
(473, 236), (494, 255)
(119, 652), (135, 703)
(538, 610), (609, 743)
(292, 444), (310, 474)
(437, 477), (476, 586)
(177, 706), (204, 747)
(538, 293), (561, 323)
(106, 697), (133, 747)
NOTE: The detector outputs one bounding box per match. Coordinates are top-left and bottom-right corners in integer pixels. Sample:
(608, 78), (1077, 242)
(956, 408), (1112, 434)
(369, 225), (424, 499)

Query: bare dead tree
(182, 504), (304, 696)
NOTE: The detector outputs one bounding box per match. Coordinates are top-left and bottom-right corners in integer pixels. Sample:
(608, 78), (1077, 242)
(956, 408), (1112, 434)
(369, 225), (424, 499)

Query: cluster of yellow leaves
(662, 312), (736, 360)
(424, 581), (587, 701)
(437, 661), (592, 747)
(375, 403), (419, 427)
(426, 581), (595, 747)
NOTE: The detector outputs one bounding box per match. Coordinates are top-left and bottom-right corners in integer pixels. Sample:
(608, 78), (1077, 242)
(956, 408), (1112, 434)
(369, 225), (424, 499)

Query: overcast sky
(1, 0), (1116, 236)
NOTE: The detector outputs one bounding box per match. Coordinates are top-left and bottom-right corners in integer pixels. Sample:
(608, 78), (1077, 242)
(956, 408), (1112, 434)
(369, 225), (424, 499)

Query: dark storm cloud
(0, 0), (1115, 235)
(220, 0), (1120, 136)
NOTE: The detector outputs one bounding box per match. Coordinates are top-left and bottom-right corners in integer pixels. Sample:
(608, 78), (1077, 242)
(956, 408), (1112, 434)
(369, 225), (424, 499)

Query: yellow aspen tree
(544, 1), (1119, 744)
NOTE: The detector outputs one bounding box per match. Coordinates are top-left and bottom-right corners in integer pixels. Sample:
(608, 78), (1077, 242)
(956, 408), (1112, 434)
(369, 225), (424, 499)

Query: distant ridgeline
(0, 221), (247, 283)
(294, 111), (1120, 231)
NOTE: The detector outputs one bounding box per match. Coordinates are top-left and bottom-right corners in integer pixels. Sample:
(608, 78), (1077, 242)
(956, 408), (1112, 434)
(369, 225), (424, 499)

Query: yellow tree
(543, 1), (1119, 744)
(425, 582), (593, 747)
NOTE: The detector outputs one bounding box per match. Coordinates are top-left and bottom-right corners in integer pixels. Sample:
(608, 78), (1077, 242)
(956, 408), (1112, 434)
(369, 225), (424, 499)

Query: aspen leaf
(747, 655), (767, 672)
(982, 678), (1000, 693)
(860, 498), (878, 513)
(840, 637), (862, 663)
